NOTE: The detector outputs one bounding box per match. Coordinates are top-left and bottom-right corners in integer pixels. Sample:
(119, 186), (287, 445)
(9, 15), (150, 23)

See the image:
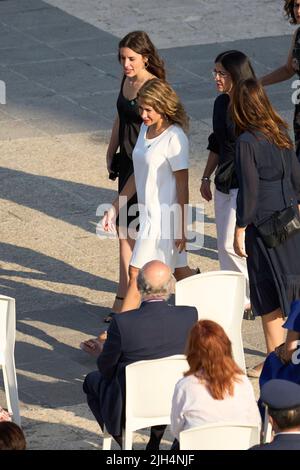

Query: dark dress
(235, 131), (300, 316)
(116, 76), (142, 227)
(207, 93), (238, 194)
(292, 27), (300, 157)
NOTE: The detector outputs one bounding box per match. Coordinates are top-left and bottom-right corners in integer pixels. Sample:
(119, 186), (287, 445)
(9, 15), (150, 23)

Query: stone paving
(0, 0), (296, 450)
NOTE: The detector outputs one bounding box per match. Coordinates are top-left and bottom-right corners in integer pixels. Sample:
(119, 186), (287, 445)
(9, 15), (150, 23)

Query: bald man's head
(137, 260), (173, 300)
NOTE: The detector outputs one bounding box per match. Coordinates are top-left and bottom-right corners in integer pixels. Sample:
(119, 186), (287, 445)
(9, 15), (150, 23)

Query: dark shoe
(243, 307), (255, 320)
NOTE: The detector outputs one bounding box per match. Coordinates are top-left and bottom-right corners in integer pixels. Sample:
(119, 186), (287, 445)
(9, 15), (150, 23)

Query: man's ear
(269, 414), (278, 433)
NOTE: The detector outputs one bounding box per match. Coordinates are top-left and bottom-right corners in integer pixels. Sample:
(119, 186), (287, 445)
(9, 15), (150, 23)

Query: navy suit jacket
(250, 433), (300, 450)
(96, 300), (198, 435)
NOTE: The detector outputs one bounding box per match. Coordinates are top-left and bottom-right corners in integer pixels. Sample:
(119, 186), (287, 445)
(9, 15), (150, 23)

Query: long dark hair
(215, 50), (256, 86)
(118, 31), (166, 80)
(284, 0), (298, 24)
(231, 78), (293, 149)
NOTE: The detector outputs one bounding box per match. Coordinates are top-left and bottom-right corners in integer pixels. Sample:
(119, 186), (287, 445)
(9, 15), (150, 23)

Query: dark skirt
(245, 224), (300, 317)
(116, 152), (139, 231)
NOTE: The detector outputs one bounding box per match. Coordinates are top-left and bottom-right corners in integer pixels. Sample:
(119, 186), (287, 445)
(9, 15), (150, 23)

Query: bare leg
(249, 308), (285, 376)
(111, 235), (135, 313)
(120, 265), (141, 312)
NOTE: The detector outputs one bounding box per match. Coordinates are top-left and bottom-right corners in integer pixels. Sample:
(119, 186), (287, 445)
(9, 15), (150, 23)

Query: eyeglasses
(212, 70), (228, 79)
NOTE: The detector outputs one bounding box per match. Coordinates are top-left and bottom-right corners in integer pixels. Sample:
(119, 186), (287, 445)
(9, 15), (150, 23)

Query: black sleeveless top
(116, 76), (142, 192)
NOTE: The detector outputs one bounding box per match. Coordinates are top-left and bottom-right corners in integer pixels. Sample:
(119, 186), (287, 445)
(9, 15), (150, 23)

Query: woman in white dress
(103, 79), (196, 312)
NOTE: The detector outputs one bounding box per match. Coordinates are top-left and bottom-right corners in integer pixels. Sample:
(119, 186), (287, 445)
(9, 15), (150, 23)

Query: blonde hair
(231, 78), (293, 149)
(137, 79), (189, 133)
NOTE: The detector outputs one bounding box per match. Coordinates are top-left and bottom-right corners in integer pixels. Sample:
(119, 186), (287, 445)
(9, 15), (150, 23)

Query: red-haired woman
(171, 320), (261, 441)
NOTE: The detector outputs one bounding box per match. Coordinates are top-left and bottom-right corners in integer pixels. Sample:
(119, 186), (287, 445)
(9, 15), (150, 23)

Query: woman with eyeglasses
(200, 50), (256, 318)
(261, 0), (300, 157)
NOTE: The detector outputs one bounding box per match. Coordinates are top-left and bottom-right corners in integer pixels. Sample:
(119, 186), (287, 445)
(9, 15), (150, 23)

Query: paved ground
(0, 0), (295, 450)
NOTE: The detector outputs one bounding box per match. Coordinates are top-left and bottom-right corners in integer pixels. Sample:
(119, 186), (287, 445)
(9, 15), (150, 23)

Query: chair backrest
(179, 422), (260, 450)
(0, 295), (16, 362)
(263, 407), (273, 443)
(175, 271), (246, 371)
(125, 355), (188, 425)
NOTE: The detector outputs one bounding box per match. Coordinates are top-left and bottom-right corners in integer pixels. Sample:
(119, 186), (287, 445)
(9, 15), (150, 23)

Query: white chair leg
(102, 426), (112, 450)
(123, 429), (133, 450)
(263, 408), (272, 444)
(2, 358), (21, 426)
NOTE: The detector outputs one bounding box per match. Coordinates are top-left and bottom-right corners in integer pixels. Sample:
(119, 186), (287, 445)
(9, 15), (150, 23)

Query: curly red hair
(184, 320), (244, 400)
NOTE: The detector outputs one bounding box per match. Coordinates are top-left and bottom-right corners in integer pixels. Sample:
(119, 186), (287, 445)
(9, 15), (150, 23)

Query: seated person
(250, 379), (300, 450)
(83, 260), (198, 450)
(171, 320), (261, 444)
(0, 406), (12, 422)
(0, 421), (26, 450)
(259, 300), (300, 388)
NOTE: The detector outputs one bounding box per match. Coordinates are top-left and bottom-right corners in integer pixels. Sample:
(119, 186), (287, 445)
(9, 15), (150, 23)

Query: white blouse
(171, 374), (261, 439)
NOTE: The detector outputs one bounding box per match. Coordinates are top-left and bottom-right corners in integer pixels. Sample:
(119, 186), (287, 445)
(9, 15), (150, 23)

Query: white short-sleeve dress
(130, 123), (188, 271)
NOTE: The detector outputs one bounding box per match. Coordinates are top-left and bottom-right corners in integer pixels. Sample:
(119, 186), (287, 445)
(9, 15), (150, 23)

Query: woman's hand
(175, 236), (186, 253)
(200, 180), (212, 202)
(106, 154), (113, 175)
(234, 226), (247, 258)
(275, 343), (292, 364)
(102, 205), (117, 233)
(275, 331), (300, 364)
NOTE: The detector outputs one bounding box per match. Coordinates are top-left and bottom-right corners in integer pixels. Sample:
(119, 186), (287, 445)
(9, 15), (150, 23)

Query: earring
(144, 61), (149, 69)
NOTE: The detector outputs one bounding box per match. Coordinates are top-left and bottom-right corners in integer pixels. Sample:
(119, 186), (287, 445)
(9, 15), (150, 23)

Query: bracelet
(201, 176), (211, 182)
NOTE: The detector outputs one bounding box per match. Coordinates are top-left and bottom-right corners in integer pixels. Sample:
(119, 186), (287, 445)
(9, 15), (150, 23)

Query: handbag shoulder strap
(279, 149), (289, 207)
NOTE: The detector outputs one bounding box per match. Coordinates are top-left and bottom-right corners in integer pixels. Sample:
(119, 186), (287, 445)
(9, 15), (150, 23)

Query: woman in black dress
(104, 31), (166, 322)
(232, 78), (300, 377)
(261, 0), (300, 156)
(81, 32), (165, 354)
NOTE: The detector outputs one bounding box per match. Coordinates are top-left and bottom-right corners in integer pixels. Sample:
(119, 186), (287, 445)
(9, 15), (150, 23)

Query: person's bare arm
(199, 151), (219, 202)
(234, 225), (247, 258)
(261, 30), (297, 86)
(106, 115), (120, 173)
(102, 174), (136, 231)
(174, 169), (189, 252)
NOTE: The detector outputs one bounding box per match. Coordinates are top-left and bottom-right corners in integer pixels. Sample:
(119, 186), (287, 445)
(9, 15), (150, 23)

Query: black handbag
(214, 159), (238, 193)
(109, 152), (121, 181)
(256, 151), (300, 248)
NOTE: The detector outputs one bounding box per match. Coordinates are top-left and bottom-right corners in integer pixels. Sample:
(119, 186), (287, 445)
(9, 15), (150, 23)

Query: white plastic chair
(179, 422), (260, 450)
(0, 295), (21, 425)
(262, 407), (273, 443)
(175, 271), (246, 371)
(102, 355), (188, 450)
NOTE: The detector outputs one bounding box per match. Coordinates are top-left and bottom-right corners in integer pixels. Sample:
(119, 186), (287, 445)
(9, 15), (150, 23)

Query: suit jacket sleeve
(97, 317), (122, 380)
